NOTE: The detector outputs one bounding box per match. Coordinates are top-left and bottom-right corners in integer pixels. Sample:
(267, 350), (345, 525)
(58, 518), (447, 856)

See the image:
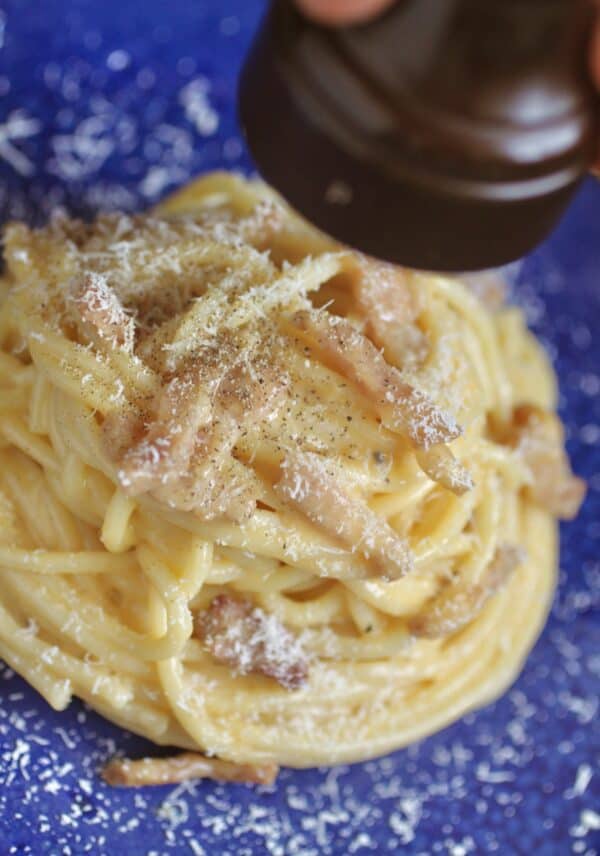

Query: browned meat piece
(117, 341), (288, 520)
(287, 310), (460, 448)
(103, 752), (278, 786)
(347, 256), (429, 368)
(73, 271), (134, 350)
(118, 367), (212, 494)
(409, 544), (524, 639)
(195, 594), (309, 690)
(500, 404), (586, 520)
(274, 450), (413, 580)
(416, 444), (474, 496)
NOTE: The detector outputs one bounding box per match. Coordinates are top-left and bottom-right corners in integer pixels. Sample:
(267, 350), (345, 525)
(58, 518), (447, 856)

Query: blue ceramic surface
(0, 2), (598, 854)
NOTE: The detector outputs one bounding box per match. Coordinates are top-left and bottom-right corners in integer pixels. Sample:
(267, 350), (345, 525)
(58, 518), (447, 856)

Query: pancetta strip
(118, 366), (212, 494)
(103, 752), (278, 787)
(195, 594), (309, 690)
(347, 256), (429, 368)
(505, 405), (586, 520)
(74, 271), (134, 351)
(117, 342), (288, 520)
(287, 310), (460, 448)
(274, 450), (413, 580)
(416, 444), (474, 496)
(409, 544), (524, 639)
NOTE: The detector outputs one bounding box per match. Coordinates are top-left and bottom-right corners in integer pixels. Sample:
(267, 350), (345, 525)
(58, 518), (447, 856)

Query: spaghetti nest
(0, 173), (584, 781)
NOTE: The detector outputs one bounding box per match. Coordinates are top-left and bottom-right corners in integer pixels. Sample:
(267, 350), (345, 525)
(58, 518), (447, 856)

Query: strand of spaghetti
(408, 487), (480, 565)
(343, 589), (386, 634)
(0, 452), (79, 549)
(0, 636), (72, 710)
(0, 350), (28, 376)
(89, 696), (173, 745)
(157, 656), (264, 765)
(137, 545), (194, 657)
(4, 554), (196, 666)
(0, 603), (133, 708)
(221, 561), (308, 594)
(26, 327), (156, 409)
(43, 461), (113, 531)
(0, 388), (29, 409)
(36, 481), (84, 550)
(28, 336), (132, 413)
(138, 537), (212, 600)
(154, 504), (390, 581)
(301, 625), (410, 660)
(155, 170), (272, 217)
(101, 490), (137, 553)
(426, 274), (513, 418)
(28, 372), (52, 434)
(0, 572), (152, 675)
(255, 586), (347, 628)
(0, 547), (139, 574)
(45, 390), (115, 476)
(344, 574), (440, 619)
(0, 413), (59, 471)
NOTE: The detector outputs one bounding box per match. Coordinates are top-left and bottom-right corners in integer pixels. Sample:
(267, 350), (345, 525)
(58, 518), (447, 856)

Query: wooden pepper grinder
(238, 0), (599, 271)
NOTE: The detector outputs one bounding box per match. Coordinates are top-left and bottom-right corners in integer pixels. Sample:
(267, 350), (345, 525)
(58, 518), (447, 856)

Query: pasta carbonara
(0, 173), (584, 785)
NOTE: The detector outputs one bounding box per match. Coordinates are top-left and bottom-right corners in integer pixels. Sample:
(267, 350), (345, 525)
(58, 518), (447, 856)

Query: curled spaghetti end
(409, 544), (524, 639)
(195, 594), (309, 690)
(102, 752), (279, 787)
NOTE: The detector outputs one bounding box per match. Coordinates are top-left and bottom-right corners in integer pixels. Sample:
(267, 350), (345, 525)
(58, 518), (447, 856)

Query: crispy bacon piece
(274, 450), (413, 580)
(118, 367), (212, 494)
(416, 444), (474, 496)
(502, 404), (586, 520)
(287, 310), (460, 449)
(409, 544), (524, 639)
(152, 443), (261, 522)
(117, 343), (287, 520)
(196, 594), (309, 690)
(347, 256), (429, 368)
(102, 409), (145, 461)
(74, 271), (134, 351)
(103, 752), (278, 787)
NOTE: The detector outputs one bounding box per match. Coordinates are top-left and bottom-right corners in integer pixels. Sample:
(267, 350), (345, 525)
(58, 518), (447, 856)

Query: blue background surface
(0, 2), (598, 854)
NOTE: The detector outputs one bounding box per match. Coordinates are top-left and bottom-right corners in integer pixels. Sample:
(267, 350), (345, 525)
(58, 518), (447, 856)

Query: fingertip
(294, 0), (395, 26)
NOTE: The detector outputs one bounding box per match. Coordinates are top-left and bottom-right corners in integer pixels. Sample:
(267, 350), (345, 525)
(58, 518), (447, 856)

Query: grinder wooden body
(239, 0), (598, 271)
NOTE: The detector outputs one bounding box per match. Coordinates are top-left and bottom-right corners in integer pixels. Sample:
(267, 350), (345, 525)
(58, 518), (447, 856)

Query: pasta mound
(0, 172), (583, 784)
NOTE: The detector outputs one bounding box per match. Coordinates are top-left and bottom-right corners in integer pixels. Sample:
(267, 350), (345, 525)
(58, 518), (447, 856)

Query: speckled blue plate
(0, 2), (598, 854)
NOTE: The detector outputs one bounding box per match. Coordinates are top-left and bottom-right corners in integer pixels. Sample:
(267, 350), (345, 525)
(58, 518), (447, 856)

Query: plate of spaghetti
(0, 2), (598, 855)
